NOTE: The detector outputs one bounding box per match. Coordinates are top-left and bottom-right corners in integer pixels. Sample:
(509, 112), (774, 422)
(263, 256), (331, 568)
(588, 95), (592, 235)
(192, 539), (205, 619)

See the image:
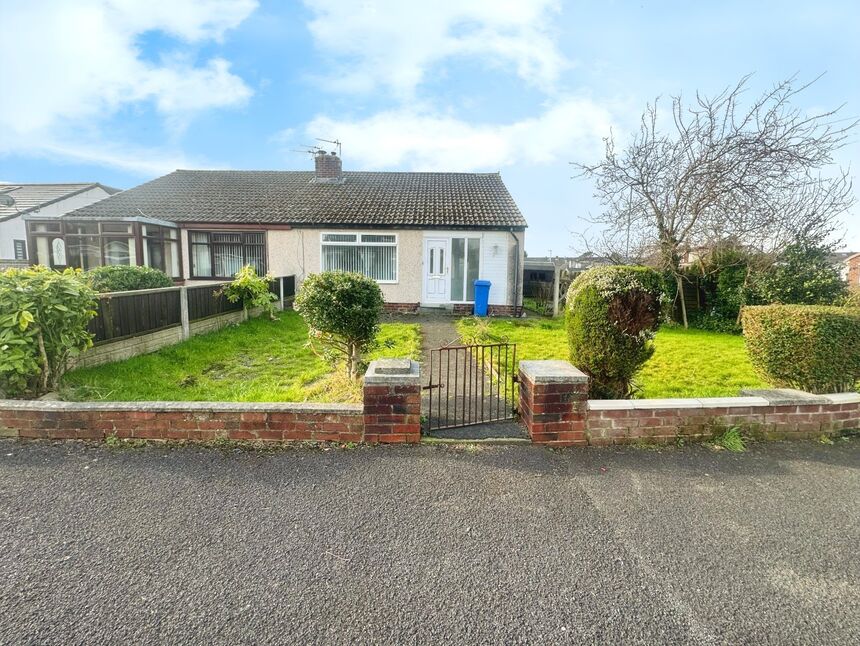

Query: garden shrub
(294, 271), (385, 378)
(566, 265), (665, 398)
(742, 304), (860, 393)
(218, 265), (278, 320)
(86, 265), (173, 292)
(754, 241), (847, 305)
(0, 267), (97, 397)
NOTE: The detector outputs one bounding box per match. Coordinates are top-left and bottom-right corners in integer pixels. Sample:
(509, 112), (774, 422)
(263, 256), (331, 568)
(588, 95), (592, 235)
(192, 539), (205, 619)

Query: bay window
(321, 232), (397, 282)
(190, 231), (266, 279)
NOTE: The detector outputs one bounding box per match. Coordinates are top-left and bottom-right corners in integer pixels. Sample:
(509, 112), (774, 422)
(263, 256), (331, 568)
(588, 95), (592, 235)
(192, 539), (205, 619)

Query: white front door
(424, 238), (450, 303)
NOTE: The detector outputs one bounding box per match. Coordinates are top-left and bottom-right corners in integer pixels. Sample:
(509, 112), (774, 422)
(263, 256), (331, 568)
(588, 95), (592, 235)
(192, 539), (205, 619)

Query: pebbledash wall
(518, 360), (860, 446)
(1, 358), (857, 446)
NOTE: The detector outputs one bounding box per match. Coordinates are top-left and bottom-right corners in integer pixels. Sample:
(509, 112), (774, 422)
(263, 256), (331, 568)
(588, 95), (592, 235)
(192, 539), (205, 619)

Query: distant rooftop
(0, 183), (119, 223)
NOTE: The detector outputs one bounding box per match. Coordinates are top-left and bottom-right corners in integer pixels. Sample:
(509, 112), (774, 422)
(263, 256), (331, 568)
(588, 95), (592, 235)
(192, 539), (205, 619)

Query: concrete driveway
(1, 438), (858, 645)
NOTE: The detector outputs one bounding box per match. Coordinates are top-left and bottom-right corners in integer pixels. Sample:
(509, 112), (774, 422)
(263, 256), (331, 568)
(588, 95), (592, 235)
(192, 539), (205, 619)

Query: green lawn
(61, 311), (421, 403)
(457, 316), (767, 399)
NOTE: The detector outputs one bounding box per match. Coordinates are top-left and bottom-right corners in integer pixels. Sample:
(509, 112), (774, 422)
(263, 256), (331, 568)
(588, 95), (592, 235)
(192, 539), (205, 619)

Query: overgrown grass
(711, 426), (747, 452)
(457, 316), (768, 399)
(61, 311), (421, 403)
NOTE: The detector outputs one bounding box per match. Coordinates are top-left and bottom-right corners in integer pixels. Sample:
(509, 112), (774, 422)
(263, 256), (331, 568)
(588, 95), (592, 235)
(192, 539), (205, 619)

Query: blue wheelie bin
(473, 280), (491, 316)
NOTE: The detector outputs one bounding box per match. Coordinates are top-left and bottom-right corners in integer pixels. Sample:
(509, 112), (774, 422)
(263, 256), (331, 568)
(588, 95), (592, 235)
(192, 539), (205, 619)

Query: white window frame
(448, 235), (482, 304)
(320, 231), (399, 284)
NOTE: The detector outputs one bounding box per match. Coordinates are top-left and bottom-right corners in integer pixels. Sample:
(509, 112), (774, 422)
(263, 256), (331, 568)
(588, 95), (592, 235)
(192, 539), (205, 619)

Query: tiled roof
(62, 170), (527, 229)
(0, 183), (119, 223)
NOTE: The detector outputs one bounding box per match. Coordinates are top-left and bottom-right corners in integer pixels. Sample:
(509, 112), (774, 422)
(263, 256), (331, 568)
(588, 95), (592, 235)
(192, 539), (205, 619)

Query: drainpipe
(508, 229), (522, 317)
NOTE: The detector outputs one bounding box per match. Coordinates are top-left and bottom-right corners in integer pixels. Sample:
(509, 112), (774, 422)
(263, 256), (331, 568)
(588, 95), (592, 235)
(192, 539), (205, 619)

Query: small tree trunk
(736, 265), (753, 327)
(37, 330), (51, 394)
(676, 274), (689, 328)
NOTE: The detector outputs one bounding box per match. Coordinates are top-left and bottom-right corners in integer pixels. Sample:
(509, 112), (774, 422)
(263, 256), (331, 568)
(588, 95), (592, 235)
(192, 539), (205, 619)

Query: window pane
(361, 234), (395, 244)
(67, 222), (98, 235)
(165, 241), (180, 278)
(103, 238), (134, 265)
(32, 222), (61, 233)
(146, 239), (165, 272)
(244, 244), (265, 275)
(191, 231), (209, 244)
(322, 244), (396, 281)
(322, 233), (357, 243)
(466, 238), (480, 301)
(451, 238), (465, 301)
(67, 236), (100, 270)
(214, 240), (244, 277)
(101, 222), (132, 234)
(13, 240), (27, 260)
(192, 242), (212, 277)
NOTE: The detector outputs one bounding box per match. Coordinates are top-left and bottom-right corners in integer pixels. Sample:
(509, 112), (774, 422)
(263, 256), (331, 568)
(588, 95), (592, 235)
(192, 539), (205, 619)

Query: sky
(1, 0), (859, 256)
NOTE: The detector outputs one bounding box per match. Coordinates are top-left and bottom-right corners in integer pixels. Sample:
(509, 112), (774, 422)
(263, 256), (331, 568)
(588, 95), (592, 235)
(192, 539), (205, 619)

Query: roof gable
(0, 183), (119, 222)
(62, 170), (527, 229)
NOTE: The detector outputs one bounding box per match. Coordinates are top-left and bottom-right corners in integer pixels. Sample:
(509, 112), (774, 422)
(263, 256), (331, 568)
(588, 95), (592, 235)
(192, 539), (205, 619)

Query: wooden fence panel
(89, 289), (182, 344)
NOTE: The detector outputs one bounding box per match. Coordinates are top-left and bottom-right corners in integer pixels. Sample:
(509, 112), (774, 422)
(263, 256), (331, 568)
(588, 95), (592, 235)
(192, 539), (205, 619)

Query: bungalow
(29, 151), (527, 314)
(1, 182), (118, 269)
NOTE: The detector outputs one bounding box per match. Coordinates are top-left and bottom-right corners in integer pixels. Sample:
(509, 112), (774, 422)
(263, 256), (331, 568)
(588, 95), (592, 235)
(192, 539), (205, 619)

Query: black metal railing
(424, 343), (517, 432)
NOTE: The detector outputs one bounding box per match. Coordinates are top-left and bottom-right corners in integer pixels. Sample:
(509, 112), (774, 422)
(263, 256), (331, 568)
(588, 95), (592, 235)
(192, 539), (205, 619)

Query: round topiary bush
(741, 304), (860, 393)
(566, 265), (665, 399)
(86, 265), (174, 293)
(294, 271), (384, 378)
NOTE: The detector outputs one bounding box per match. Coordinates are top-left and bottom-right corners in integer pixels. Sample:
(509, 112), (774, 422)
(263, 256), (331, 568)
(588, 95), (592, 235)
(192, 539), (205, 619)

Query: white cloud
(303, 0), (567, 96)
(299, 97), (614, 171)
(0, 0), (257, 172)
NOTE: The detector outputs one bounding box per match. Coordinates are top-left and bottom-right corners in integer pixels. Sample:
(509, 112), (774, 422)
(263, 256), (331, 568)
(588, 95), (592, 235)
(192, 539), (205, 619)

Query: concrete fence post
(363, 358), (422, 443)
(519, 360), (589, 446)
(179, 287), (190, 340)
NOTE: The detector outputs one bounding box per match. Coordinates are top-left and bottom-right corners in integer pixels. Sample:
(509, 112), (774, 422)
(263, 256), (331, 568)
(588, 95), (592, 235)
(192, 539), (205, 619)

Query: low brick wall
(519, 360), (860, 447)
(0, 401), (364, 443)
(383, 302), (420, 314)
(587, 393), (860, 445)
(0, 359), (422, 446)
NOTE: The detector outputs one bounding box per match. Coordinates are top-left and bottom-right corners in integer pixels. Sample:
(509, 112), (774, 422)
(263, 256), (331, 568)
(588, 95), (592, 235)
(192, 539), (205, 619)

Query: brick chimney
(314, 149), (343, 183)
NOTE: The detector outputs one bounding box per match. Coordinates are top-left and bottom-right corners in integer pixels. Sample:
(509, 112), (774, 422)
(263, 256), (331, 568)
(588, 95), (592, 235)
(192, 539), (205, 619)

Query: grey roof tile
(0, 183), (120, 222)
(62, 170), (527, 229)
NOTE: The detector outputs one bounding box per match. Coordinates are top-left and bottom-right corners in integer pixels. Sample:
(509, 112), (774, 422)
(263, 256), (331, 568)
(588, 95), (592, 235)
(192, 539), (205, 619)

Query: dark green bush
(86, 265), (173, 293)
(742, 305), (860, 393)
(294, 271), (384, 378)
(566, 266), (665, 398)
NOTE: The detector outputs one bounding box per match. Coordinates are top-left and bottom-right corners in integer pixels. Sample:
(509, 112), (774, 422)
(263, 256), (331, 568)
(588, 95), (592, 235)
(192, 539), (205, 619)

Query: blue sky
(2, 0), (859, 254)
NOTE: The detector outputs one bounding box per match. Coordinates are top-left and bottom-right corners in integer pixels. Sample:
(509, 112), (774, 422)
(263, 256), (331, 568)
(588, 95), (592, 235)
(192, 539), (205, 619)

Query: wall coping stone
(589, 396), (771, 411)
(821, 392), (860, 404)
(0, 399), (363, 414)
(364, 358), (420, 385)
(519, 360), (588, 384)
(741, 388), (829, 406)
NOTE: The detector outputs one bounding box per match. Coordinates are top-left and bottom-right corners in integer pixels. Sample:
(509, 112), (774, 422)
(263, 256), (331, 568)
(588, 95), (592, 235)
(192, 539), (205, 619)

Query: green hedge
(567, 265), (665, 399)
(742, 305), (860, 393)
(86, 265), (173, 293)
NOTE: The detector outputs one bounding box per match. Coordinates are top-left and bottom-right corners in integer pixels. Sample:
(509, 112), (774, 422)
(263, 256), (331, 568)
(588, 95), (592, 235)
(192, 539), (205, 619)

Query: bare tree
(574, 75), (856, 326)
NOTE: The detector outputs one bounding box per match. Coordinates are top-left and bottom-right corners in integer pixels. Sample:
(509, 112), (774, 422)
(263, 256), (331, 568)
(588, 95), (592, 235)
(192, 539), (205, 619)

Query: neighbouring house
(829, 251), (860, 287)
(31, 151), (527, 314)
(0, 183), (119, 269)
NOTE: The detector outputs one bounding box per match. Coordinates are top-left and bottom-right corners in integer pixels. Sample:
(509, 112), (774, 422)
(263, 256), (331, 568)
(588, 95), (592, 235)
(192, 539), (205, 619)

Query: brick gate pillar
(519, 360), (589, 446)
(363, 358), (422, 444)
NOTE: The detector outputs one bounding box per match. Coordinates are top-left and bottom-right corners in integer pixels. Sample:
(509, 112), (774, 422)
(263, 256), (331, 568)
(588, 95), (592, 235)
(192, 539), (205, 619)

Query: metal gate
(424, 343), (517, 432)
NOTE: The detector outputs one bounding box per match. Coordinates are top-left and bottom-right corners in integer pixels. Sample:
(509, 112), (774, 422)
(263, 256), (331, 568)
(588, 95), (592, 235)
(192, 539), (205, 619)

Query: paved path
(409, 312), (525, 439)
(1, 439), (858, 644)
